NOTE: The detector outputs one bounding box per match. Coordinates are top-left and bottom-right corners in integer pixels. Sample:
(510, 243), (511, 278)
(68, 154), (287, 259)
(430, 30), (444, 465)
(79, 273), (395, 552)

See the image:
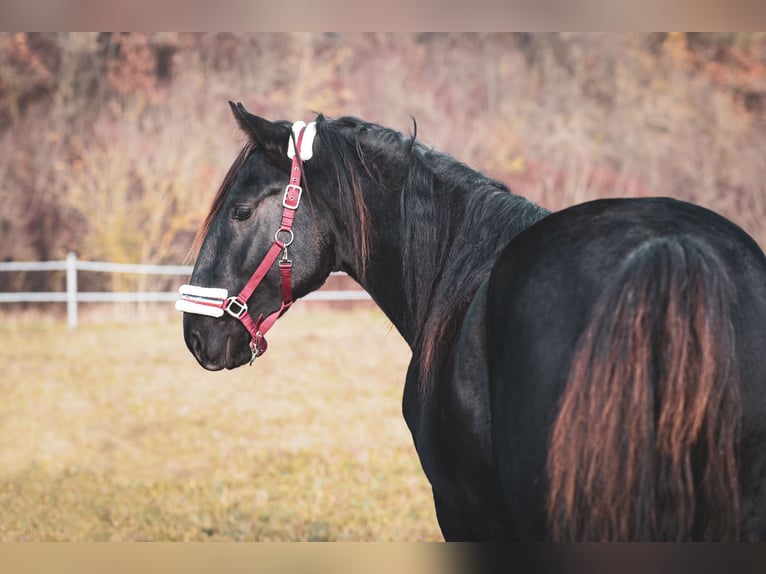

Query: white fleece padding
(175, 284), (228, 317)
(175, 299), (225, 318)
(178, 284), (228, 300)
(287, 121), (316, 160)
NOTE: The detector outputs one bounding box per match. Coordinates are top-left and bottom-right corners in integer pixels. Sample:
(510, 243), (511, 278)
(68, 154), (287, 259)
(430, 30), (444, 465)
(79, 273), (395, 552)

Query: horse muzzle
(183, 314), (253, 371)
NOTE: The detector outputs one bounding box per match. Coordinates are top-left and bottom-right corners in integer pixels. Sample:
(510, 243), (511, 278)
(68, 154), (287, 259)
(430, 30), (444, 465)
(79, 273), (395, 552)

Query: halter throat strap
(176, 122), (312, 364)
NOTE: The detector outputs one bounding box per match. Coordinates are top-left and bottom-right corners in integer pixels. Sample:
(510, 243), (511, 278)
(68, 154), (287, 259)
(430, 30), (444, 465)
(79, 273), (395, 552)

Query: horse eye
(233, 206), (252, 220)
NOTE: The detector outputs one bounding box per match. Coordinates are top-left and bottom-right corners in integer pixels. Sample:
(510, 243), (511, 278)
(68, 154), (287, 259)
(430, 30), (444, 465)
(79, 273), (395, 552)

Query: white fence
(0, 252), (371, 329)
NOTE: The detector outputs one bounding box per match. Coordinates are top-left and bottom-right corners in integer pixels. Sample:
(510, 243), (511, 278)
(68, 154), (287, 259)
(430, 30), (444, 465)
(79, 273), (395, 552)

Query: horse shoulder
(402, 280), (513, 540)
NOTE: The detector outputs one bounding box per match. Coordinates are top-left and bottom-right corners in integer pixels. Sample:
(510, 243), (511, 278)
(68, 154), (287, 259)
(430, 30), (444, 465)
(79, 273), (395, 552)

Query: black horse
(180, 102), (766, 541)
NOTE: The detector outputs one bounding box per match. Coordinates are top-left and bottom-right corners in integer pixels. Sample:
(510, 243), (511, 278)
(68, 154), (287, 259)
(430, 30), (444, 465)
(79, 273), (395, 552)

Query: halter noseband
(175, 122), (315, 364)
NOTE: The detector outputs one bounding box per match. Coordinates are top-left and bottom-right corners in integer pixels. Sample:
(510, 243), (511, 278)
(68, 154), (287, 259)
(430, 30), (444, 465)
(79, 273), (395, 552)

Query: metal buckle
(283, 184), (302, 210)
(249, 344), (258, 365)
(224, 297), (247, 319)
(249, 332), (266, 365)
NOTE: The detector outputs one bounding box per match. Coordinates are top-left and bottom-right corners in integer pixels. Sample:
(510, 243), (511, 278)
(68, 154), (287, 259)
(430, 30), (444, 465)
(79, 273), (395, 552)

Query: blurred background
(3, 32), (766, 287)
(1, 32), (765, 541)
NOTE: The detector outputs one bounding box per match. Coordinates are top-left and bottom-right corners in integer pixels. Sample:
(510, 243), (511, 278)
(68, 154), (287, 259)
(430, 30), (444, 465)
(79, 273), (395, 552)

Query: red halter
(176, 125), (308, 364)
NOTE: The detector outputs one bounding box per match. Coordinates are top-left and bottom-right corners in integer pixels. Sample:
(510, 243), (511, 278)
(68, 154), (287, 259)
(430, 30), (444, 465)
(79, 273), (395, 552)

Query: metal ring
(275, 228), (294, 247)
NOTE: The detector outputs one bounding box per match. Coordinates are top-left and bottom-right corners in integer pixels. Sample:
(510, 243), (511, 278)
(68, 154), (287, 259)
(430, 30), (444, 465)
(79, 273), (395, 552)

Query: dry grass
(0, 307), (441, 541)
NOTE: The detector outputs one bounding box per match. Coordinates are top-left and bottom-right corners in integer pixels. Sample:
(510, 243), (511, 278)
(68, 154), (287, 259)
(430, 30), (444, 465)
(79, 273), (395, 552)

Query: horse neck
(400, 181), (549, 362)
(321, 145), (550, 352)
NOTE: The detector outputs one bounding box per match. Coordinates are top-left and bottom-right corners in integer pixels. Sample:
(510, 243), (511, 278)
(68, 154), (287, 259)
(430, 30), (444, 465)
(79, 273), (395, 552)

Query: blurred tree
(1, 33), (765, 294)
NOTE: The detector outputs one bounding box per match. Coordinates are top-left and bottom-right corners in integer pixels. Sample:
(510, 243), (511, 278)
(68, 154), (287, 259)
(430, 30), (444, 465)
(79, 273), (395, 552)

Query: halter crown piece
(175, 121), (316, 364)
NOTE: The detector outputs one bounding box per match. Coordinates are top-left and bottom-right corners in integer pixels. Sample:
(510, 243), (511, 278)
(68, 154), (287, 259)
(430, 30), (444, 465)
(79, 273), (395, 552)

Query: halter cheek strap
(176, 122), (314, 364)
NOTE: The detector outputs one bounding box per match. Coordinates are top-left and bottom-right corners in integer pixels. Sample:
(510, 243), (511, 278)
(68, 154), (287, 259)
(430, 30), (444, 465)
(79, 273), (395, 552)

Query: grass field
(0, 307), (442, 541)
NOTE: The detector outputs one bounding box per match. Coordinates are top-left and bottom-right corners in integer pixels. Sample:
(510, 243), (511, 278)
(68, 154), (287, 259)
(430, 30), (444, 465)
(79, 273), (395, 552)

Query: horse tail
(546, 237), (741, 541)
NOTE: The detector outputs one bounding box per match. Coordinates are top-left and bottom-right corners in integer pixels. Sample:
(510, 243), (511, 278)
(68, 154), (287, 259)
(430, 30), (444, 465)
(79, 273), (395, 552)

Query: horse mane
(314, 115), (548, 391)
(312, 114), (404, 277)
(403, 149), (549, 390)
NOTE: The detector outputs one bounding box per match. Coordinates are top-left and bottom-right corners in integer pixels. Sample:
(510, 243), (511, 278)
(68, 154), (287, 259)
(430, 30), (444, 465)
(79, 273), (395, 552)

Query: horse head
(180, 103), (337, 370)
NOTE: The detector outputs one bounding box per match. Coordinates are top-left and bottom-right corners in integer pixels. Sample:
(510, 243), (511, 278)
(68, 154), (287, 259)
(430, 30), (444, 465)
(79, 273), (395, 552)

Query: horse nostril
(188, 329), (205, 360)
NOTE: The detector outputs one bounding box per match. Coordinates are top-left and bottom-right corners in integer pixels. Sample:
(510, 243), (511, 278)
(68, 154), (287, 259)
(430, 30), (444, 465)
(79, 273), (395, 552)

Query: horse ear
(229, 102), (290, 161)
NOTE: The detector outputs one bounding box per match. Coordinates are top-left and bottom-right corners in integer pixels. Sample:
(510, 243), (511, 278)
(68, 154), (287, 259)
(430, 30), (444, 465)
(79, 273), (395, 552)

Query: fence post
(66, 251), (78, 330)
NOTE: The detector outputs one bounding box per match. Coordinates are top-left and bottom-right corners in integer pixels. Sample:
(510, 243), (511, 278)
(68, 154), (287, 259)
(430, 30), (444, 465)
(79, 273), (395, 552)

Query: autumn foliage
(2, 33), (766, 293)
